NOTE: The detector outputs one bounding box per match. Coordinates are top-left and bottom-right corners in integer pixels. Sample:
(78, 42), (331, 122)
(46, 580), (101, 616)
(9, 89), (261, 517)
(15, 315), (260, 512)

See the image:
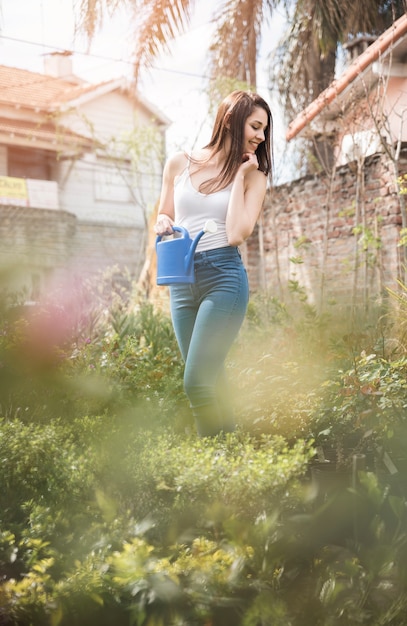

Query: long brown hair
(194, 90), (273, 194)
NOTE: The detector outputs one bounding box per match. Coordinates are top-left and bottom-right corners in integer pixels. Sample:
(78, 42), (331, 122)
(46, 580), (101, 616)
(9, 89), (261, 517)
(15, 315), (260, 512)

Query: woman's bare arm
(154, 152), (187, 236)
(226, 154), (267, 246)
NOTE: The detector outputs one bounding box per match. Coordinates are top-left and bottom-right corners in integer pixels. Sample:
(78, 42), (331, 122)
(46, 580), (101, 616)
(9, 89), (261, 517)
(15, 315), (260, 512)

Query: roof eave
(55, 77), (128, 111)
(56, 77), (171, 127)
(286, 13), (407, 142)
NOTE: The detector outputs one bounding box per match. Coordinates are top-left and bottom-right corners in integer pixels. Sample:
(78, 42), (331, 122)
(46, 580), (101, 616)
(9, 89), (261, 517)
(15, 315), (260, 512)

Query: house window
(94, 157), (132, 203)
(8, 147), (53, 180)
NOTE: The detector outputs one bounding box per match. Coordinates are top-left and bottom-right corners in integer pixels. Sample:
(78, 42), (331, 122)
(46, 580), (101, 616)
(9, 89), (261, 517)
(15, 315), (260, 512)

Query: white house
(0, 52), (170, 296)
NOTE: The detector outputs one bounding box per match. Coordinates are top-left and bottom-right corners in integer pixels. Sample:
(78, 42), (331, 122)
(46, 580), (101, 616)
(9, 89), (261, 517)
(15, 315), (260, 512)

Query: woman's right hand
(154, 214), (174, 236)
(240, 152), (259, 173)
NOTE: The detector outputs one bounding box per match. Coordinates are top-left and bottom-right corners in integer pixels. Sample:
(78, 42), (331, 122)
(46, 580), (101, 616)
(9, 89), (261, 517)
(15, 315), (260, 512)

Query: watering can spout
(185, 219), (218, 272)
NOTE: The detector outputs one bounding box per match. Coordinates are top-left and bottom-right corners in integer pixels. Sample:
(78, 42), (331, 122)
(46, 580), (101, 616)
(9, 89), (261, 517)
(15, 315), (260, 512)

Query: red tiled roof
(0, 65), (111, 111)
(286, 13), (407, 141)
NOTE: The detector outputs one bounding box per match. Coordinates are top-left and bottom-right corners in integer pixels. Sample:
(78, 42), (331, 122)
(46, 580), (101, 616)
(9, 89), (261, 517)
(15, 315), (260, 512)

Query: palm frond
(74, 0), (129, 41)
(272, 0), (406, 120)
(132, 0), (194, 80)
(208, 0), (267, 88)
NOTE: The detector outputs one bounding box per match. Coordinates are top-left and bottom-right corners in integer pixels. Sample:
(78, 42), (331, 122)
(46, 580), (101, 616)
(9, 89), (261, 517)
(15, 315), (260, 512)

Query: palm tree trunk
(306, 45), (337, 171)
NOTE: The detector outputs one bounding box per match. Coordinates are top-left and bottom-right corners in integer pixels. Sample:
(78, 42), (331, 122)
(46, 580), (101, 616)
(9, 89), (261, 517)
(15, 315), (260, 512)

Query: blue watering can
(156, 219), (217, 285)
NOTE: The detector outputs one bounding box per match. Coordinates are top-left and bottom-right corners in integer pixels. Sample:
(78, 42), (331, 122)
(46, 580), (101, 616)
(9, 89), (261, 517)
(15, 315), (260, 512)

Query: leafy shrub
(0, 419), (315, 626)
(2, 267), (407, 625)
(115, 431), (314, 544)
(387, 279), (407, 356)
(0, 274), (185, 425)
(0, 419), (95, 521)
(308, 352), (407, 470)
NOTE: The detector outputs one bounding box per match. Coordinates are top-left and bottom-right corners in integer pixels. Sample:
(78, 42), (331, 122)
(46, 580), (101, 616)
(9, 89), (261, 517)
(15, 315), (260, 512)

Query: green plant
(387, 278), (407, 357)
(309, 352), (407, 471)
(2, 262), (407, 625)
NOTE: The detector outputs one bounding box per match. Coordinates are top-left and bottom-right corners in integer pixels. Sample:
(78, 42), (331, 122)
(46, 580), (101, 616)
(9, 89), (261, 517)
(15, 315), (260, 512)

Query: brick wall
(246, 150), (406, 306)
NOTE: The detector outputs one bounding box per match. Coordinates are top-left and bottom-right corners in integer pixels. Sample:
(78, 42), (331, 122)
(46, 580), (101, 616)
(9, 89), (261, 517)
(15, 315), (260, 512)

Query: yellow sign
(0, 176), (28, 202)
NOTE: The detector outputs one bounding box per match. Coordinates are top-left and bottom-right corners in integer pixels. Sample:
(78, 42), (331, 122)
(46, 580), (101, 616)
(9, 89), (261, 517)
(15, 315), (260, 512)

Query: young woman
(155, 90), (273, 436)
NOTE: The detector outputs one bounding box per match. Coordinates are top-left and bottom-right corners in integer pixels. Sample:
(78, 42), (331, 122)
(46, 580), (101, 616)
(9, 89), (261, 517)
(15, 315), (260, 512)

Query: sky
(0, 0), (288, 180)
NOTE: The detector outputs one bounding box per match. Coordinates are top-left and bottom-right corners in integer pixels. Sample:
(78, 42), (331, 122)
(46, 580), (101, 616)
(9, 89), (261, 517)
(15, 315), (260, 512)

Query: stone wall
(246, 150), (406, 306)
(68, 220), (145, 281)
(0, 206), (145, 297)
(0, 206), (76, 268)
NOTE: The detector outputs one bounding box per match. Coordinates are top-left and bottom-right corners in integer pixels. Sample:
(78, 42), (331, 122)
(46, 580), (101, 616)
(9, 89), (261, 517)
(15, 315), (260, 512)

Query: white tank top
(173, 166), (232, 252)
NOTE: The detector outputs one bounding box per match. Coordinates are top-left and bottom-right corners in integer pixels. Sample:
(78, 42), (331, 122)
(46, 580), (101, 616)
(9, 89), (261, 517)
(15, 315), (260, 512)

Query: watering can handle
(155, 221), (217, 244)
(155, 225), (187, 244)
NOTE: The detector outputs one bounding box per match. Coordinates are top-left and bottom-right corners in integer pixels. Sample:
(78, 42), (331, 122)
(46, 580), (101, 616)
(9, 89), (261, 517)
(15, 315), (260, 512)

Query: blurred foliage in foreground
(1, 264), (407, 625)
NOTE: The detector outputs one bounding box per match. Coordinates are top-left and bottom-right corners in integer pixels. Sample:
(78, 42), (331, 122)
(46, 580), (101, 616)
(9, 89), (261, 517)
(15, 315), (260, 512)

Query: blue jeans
(170, 246), (249, 437)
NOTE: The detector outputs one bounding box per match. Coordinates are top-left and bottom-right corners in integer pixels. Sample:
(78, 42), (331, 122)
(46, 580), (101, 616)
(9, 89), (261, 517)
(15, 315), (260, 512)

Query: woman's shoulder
(247, 166), (268, 188)
(166, 151), (190, 176)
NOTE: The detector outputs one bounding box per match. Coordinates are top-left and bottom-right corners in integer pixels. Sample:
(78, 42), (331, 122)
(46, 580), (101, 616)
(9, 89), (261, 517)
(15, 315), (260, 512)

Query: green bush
(0, 276), (185, 426)
(308, 352), (407, 470)
(0, 418), (314, 626)
(1, 268), (407, 625)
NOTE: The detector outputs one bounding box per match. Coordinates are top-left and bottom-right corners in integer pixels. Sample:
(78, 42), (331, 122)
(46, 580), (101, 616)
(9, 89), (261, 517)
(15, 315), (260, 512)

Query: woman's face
(243, 106), (268, 154)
